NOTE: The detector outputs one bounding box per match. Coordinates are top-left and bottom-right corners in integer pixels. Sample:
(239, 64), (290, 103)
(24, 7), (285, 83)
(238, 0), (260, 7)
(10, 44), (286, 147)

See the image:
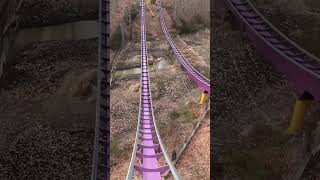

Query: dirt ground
(0, 1), (99, 178)
(20, 0), (98, 28)
(0, 39), (97, 179)
(167, 115), (210, 180)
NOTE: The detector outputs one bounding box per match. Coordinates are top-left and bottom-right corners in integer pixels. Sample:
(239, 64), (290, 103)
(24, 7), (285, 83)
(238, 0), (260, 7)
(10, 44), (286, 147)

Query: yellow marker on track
(288, 99), (311, 135)
(199, 92), (208, 105)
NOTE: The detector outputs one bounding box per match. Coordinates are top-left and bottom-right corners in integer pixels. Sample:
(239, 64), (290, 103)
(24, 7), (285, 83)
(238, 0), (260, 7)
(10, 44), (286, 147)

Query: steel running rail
(225, 0), (320, 101)
(125, 0), (180, 179)
(91, 0), (110, 179)
(156, 0), (210, 94)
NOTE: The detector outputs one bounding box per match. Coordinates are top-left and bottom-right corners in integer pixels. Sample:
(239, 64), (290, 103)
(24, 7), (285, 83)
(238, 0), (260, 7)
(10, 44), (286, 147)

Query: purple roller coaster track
(225, 0), (320, 101)
(125, 0), (180, 179)
(156, 0), (210, 94)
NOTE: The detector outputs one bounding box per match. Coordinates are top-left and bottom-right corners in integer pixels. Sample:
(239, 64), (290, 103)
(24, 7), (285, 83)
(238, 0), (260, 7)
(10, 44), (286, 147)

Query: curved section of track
(125, 0), (180, 179)
(225, 0), (320, 101)
(156, 0), (210, 94)
(91, 0), (110, 179)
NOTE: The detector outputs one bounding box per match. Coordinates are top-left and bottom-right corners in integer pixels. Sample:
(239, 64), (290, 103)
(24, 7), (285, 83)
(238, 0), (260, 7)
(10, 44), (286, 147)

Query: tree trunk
(120, 23), (125, 47)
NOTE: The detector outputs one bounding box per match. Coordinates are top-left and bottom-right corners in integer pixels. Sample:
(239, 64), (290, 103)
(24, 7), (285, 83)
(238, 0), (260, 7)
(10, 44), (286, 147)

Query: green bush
(110, 137), (121, 157)
(111, 26), (122, 50)
(146, 32), (155, 41)
(169, 105), (196, 123)
(192, 15), (209, 27)
(176, 15), (208, 34)
(177, 19), (197, 34)
(180, 108), (196, 123)
(150, 0), (156, 4)
(124, 3), (139, 26)
(169, 110), (180, 120)
(224, 151), (270, 180)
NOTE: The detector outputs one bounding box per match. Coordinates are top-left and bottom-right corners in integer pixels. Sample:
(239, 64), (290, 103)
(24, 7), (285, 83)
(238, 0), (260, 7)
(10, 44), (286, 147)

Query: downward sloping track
(0, 0), (24, 78)
(156, 0), (210, 94)
(225, 0), (320, 101)
(125, 0), (180, 179)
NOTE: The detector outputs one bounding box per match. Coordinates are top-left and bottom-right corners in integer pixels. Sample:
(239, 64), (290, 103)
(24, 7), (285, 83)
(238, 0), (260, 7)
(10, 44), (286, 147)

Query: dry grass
(175, 0), (209, 24)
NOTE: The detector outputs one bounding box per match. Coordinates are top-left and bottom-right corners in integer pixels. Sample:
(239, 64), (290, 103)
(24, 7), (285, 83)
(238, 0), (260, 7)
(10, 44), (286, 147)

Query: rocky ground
(0, 2), (99, 178)
(213, 1), (320, 179)
(20, 0), (98, 28)
(0, 1), (105, 179)
(0, 38), (97, 179)
(251, 0), (320, 58)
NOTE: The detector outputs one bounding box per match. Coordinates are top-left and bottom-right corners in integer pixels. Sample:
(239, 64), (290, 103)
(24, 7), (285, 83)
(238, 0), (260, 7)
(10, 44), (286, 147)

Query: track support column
(287, 97), (311, 135)
(199, 92), (208, 105)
